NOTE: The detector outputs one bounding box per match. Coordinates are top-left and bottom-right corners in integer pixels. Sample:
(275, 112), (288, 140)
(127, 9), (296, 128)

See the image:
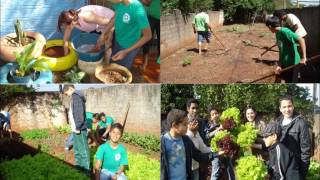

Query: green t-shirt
(86, 112), (94, 129)
(276, 27), (300, 67)
(95, 142), (128, 172)
(193, 12), (209, 32)
(113, 0), (150, 48)
(145, 0), (160, 20)
(98, 116), (114, 129)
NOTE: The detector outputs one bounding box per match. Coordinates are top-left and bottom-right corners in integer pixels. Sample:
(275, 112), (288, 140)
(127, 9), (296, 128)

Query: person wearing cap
(0, 110), (13, 139)
(276, 95), (311, 178)
(262, 122), (302, 180)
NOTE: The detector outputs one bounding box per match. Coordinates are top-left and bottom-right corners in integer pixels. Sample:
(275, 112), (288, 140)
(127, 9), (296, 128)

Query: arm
(112, 27), (152, 61)
(113, 165), (126, 179)
(140, 0), (152, 6)
(297, 37), (307, 64)
(63, 26), (73, 55)
(72, 94), (85, 131)
(102, 124), (111, 137)
(192, 24), (196, 34)
(299, 121), (311, 178)
(95, 160), (102, 180)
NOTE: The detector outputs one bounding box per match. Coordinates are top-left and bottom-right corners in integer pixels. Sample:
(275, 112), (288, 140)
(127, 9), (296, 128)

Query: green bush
(21, 129), (49, 140)
(126, 152), (160, 180)
(121, 133), (160, 152)
(0, 153), (89, 180)
(56, 125), (72, 134)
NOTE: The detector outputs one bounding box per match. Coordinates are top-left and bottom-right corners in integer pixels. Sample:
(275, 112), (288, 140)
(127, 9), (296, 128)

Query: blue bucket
(72, 33), (105, 62)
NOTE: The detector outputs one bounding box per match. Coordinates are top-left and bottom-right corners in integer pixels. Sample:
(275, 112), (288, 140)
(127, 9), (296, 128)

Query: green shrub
(0, 153), (89, 180)
(21, 129), (49, 140)
(56, 125), (72, 134)
(121, 133), (160, 152)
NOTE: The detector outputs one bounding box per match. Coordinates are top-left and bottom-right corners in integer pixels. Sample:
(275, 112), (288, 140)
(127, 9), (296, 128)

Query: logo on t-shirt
(115, 153), (121, 161)
(123, 13), (130, 23)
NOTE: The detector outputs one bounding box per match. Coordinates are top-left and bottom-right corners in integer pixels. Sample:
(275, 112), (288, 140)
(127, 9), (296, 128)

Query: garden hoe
(258, 44), (277, 60)
(212, 31), (230, 55)
(121, 102), (130, 130)
(246, 54), (320, 83)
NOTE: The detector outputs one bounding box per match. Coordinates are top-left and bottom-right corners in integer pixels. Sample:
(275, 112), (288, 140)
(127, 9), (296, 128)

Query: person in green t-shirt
(96, 112), (114, 142)
(265, 16), (307, 83)
(86, 112), (100, 146)
(140, 0), (160, 71)
(192, 11), (213, 55)
(95, 123), (128, 180)
(104, 0), (152, 68)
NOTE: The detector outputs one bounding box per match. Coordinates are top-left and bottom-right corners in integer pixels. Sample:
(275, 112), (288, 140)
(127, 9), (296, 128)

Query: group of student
(63, 85), (128, 180)
(58, 0), (160, 70)
(161, 95), (312, 180)
(192, 9), (308, 83)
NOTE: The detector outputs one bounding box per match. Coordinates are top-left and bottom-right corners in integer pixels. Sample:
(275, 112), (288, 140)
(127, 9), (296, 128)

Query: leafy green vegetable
(21, 129), (49, 140)
(0, 153), (89, 179)
(220, 107), (241, 125)
(210, 130), (231, 152)
(307, 160), (320, 180)
(126, 152), (160, 180)
(121, 132), (160, 152)
(235, 155), (267, 180)
(236, 123), (258, 150)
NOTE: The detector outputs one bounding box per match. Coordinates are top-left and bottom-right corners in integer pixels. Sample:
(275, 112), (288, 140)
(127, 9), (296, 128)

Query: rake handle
(249, 54), (320, 83)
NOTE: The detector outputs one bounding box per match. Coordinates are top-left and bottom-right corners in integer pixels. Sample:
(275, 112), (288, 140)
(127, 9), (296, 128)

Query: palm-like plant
(13, 41), (50, 77)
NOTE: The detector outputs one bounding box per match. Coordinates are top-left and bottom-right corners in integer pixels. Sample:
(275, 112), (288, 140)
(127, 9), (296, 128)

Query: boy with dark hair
(63, 85), (90, 172)
(265, 16), (307, 82)
(262, 122), (301, 179)
(97, 112), (114, 142)
(276, 95), (311, 178)
(95, 123), (128, 180)
(161, 109), (222, 180)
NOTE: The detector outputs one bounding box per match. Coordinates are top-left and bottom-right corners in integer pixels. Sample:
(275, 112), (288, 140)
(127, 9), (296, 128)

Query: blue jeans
(100, 169), (127, 180)
(65, 133), (73, 150)
(111, 40), (139, 69)
(211, 157), (220, 180)
(225, 158), (235, 180)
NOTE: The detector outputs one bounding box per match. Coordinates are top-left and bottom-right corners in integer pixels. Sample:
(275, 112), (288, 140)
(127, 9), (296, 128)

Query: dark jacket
(267, 143), (301, 180)
(161, 134), (213, 180)
(71, 91), (87, 131)
(276, 113), (311, 178)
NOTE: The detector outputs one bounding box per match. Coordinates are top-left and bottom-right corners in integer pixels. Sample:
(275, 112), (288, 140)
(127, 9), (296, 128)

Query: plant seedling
(182, 56), (191, 66)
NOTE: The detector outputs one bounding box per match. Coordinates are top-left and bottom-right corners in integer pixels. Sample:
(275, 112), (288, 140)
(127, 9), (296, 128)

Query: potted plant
(0, 19), (46, 62)
(9, 41), (50, 83)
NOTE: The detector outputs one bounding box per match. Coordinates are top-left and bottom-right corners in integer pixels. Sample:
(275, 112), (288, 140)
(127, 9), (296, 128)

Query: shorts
(197, 31), (211, 43)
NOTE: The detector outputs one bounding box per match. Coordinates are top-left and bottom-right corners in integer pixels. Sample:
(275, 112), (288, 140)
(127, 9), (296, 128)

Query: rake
(246, 54), (320, 83)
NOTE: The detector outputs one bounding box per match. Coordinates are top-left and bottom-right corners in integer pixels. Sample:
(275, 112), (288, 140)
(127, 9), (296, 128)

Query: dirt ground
(161, 23), (282, 83)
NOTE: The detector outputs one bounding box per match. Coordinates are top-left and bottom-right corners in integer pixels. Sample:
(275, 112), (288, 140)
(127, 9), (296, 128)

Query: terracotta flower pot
(0, 31), (46, 62)
(95, 63), (132, 84)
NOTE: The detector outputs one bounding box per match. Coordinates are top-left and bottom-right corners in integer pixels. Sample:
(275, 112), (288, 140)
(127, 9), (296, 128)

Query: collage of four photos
(0, 0), (320, 180)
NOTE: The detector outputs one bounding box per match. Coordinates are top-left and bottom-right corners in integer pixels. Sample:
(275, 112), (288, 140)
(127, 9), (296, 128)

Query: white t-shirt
(284, 13), (307, 37)
(282, 117), (293, 126)
(68, 101), (76, 132)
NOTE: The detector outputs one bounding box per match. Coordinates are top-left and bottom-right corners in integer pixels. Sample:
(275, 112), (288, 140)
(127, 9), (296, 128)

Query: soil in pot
(99, 70), (128, 83)
(5, 36), (35, 47)
(43, 46), (66, 57)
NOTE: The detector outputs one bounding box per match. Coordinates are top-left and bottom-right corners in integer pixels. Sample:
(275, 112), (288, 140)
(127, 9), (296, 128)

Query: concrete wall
(0, 0), (87, 38)
(83, 85), (160, 136)
(4, 93), (67, 131)
(286, 7), (320, 57)
(161, 10), (224, 58)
